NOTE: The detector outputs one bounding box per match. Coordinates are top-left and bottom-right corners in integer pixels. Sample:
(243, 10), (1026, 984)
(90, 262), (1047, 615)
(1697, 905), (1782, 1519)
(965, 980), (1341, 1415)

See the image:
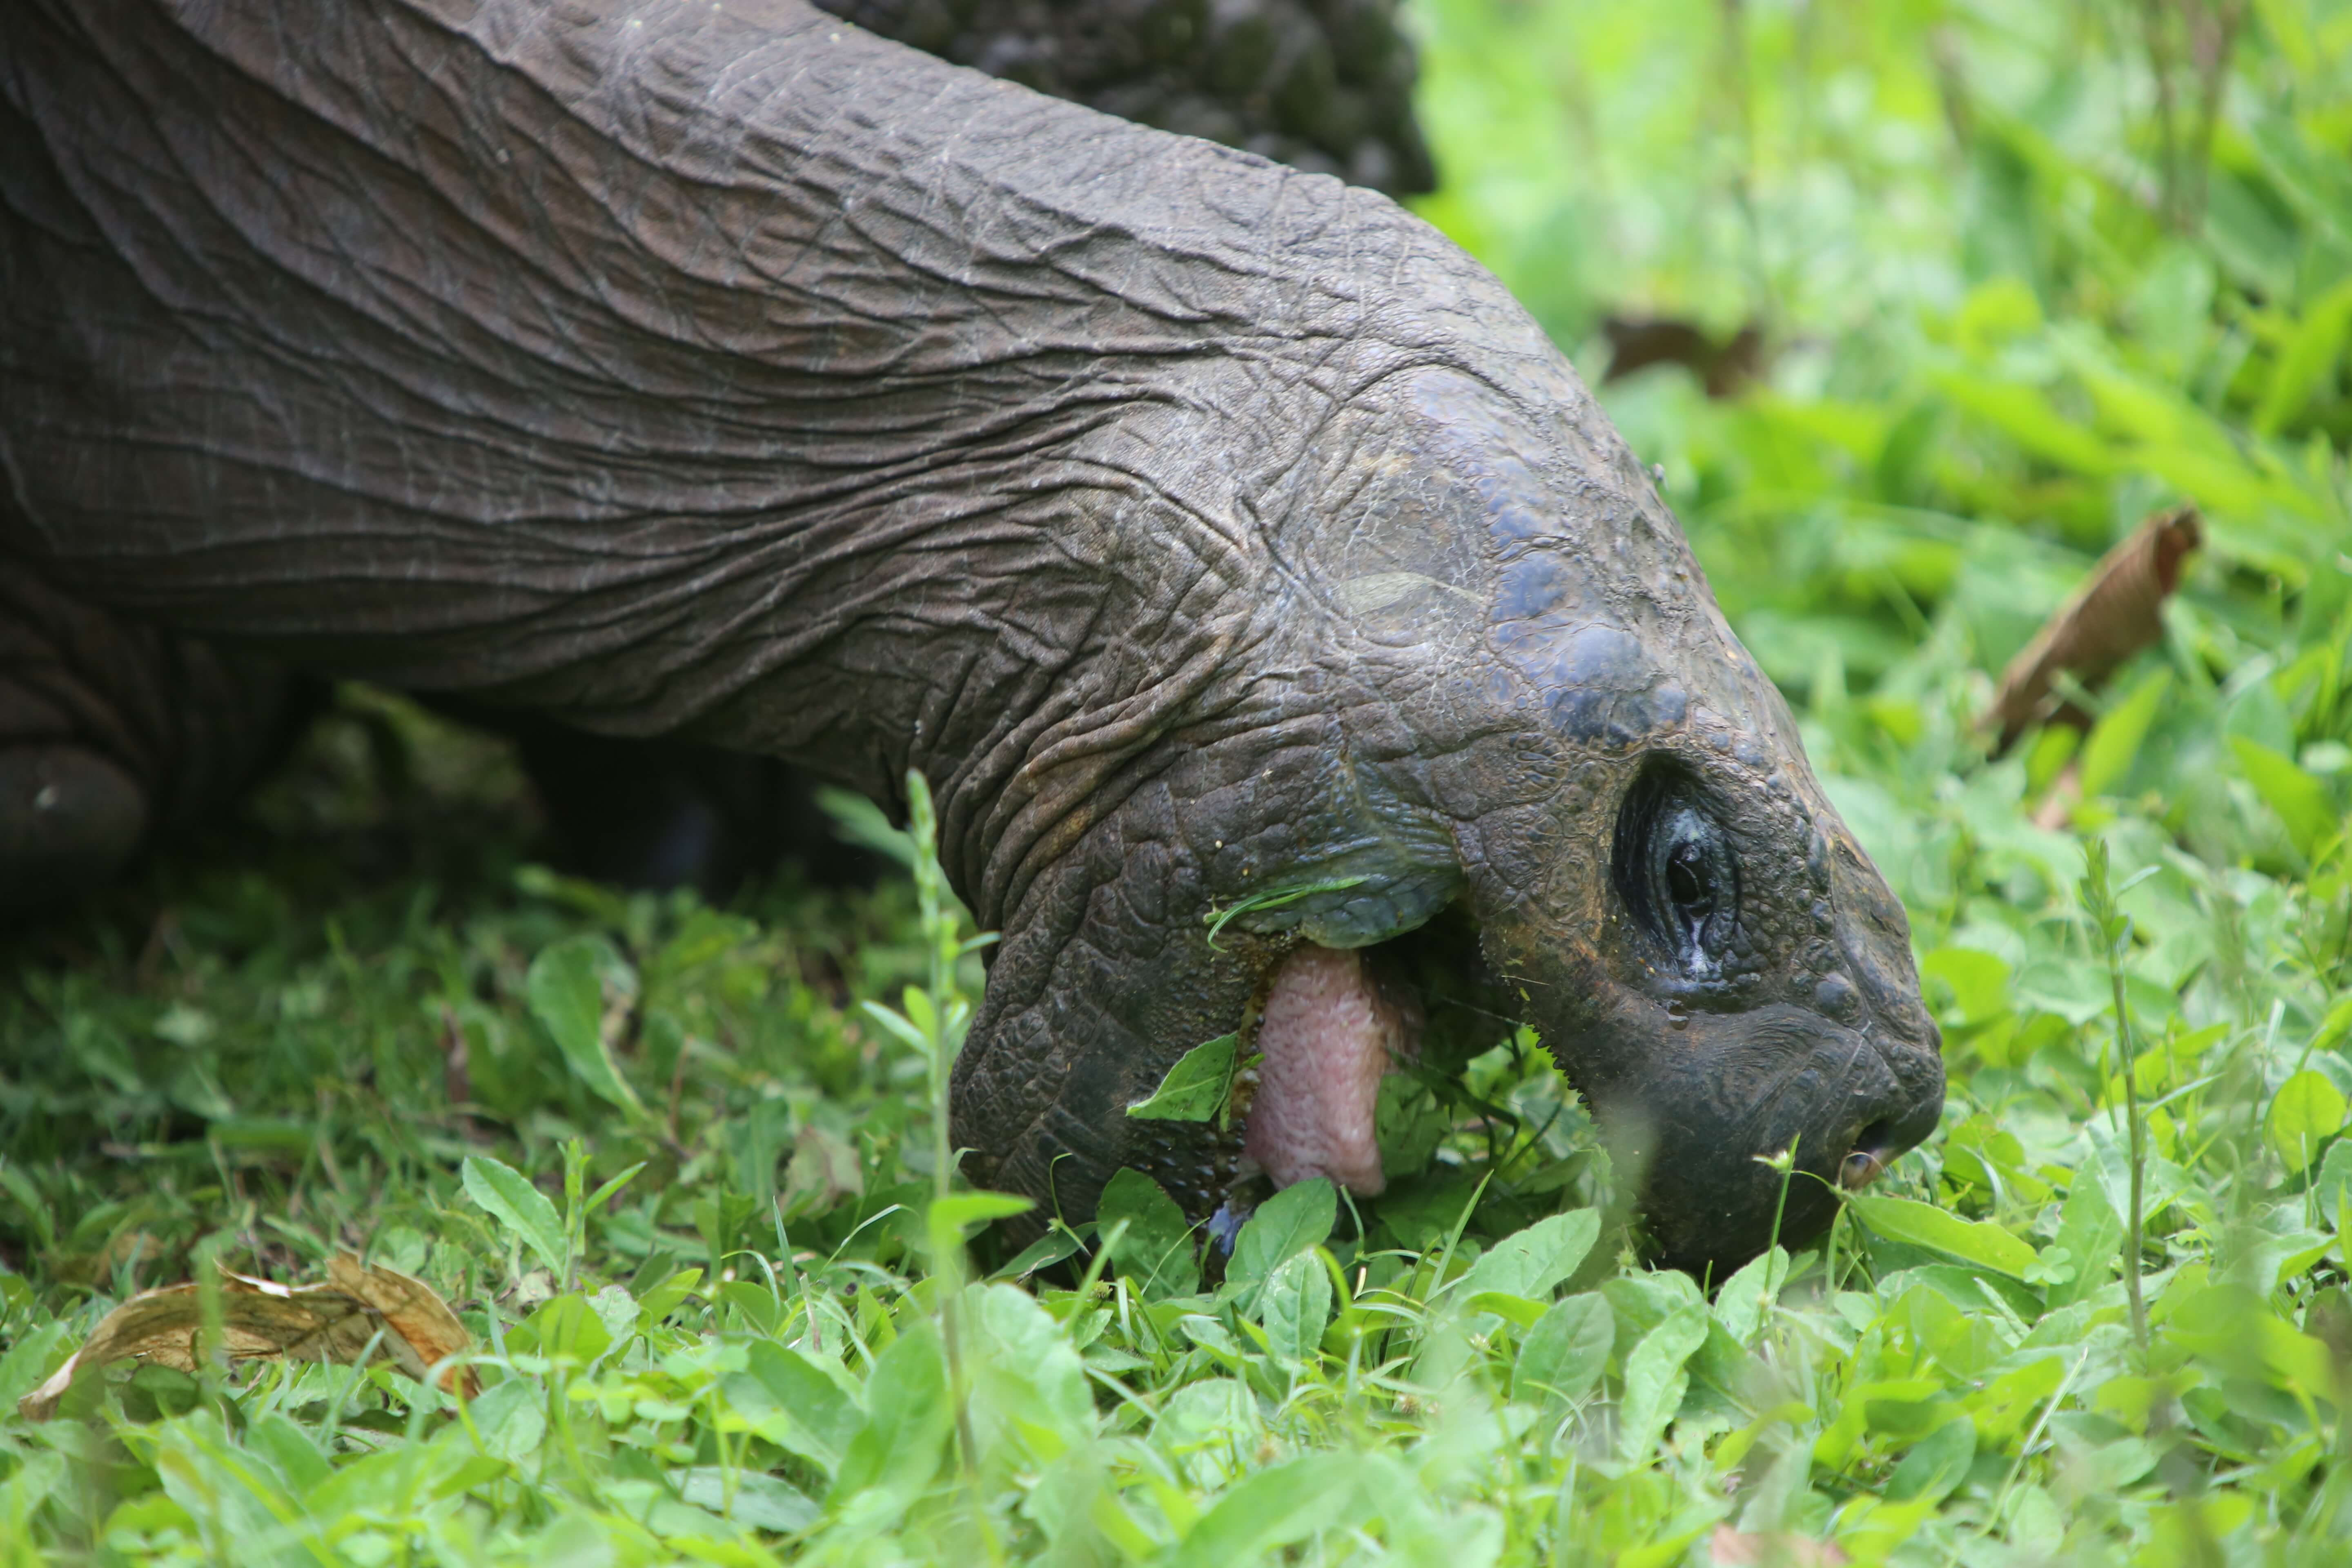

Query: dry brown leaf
(18, 1252), (476, 1421)
(2032, 758), (2083, 831)
(326, 1253), (478, 1396)
(1982, 506), (2201, 753)
(1710, 1526), (1851, 1566)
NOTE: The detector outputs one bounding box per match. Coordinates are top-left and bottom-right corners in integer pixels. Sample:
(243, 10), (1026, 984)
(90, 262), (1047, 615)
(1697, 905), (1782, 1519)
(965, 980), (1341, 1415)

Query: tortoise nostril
(1840, 1118), (1898, 1190)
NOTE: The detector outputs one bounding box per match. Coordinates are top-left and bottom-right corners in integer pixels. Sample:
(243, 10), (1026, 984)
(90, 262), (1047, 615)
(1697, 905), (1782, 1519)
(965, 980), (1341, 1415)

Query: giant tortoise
(0, 0), (1944, 1275)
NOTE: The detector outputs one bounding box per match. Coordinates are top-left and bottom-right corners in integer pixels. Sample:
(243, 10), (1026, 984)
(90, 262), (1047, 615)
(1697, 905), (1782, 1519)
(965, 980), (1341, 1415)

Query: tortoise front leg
(0, 561), (301, 917)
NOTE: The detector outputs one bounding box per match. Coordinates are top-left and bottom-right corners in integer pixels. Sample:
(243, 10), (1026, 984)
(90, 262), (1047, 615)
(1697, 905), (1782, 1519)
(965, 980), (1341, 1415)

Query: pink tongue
(1243, 944), (1415, 1197)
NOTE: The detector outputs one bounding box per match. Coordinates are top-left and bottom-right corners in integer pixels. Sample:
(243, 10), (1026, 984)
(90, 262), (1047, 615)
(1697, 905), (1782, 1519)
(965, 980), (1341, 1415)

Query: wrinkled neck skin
(0, 0), (1944, 1273)
(2, 0), (1434, 922)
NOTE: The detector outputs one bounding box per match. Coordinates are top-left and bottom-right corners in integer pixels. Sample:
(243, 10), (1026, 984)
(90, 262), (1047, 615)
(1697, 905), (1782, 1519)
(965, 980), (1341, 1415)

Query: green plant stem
(1764, 1134), (1797, 1257)
(2083, 840), (2150, 1356)
(904, 771), (987, 1502)
(2111, 947), (2149, 1354)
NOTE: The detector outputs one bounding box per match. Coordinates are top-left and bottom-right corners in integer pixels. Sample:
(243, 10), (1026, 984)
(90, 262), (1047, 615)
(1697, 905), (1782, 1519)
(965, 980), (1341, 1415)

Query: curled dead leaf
(325, 1253), (477, 1393)
(18, 1253), (477, 1421)
(1982, 506), (2201, 753)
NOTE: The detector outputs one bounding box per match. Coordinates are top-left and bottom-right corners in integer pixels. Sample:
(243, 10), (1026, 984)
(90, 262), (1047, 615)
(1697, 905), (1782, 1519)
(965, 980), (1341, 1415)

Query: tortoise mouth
(1220, 906), (1942, 1279)
(1240, 943), (1416, 1197)
(1219, 905), (1517, 1209)
(1840, 1118), (1900, 1189)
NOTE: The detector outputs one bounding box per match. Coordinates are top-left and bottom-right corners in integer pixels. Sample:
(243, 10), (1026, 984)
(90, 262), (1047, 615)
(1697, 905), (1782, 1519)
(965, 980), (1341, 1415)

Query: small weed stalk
(1758, 1133), (1798, 1257)
(2080, 839), (2149, 1355)
(904, 771), (964, 1216)
(909, 774), (976, 1466)
(865, 769), (1002, 1550)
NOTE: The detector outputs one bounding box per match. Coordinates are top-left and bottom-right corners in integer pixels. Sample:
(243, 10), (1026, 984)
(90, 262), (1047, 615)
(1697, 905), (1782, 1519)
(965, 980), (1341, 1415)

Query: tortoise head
(1477, 731), (1948, 1278)
(1293, 364), (1945, 1277)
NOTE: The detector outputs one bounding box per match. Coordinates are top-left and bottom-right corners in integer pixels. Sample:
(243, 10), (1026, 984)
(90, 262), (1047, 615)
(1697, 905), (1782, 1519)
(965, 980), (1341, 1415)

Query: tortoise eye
(1666, 846), (1706, 909)
(1614, 768), (1740, 975)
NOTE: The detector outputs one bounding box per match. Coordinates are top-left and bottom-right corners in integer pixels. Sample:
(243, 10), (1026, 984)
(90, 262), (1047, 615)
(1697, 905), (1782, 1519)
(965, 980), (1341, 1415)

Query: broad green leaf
(466, 1379), (548, 1463)
(2314, 1138), (2352, 1235)
(2254, 276), (2352, 434)
(2163, 1282), (2338, 1398)
(2048, 1169), (2124, 1310)
(0, 1269), (32, 1314)
(2314, 995), (2352, 1056)
(1152, 1378), (1263, 1488)
(1229, 1178), (1338, 1293)
(1932, 371), (2114, 475)
(1513, 1292), (1613, 1407)
(1374, 1075), (1450, 1176)
(725, 1340), (860, 1477)
(586, 1283), (637, 1345)
(517, 1294), (611, 1364)
(1849, 1193), (2038, 1278)
(1464, 1291), (1551, 1329)
(637, 1268), (702, 1330)
(1887, 1415), (1977, 1504)
(2023, 722), (2081, 795)
(2267, 1070), (2348, 1174)
(899, 984), (939, 1043)
(0, 1452), (67, 1531)
(525, 935), (645, 1117)
(1169, 1452), (1363, 1568)
(1814, 1377), (1946, 1470)
(1176, 1314), (1242, 1360)
(1098, 1169), (1200, 1299)
(1258, 1250), (1334, 1363)
(1713, 1245), (1789, 1344)
(0, 1321), (68, 1414)
(1617, 1302), (1708, 1463)
(928, 1191), (1035, 1232)
(1600, 1268), (1708, 1349)
(831, 1325), (951, 1510)
(2080, 672), (2170, 798)
(2231, 737), (2339, 858)
(1922, 947), (2013, 1024)
(970, 1284), (1096, 1455)
(1126, 1034), (1240, 1121)
(1840, 1496), (1942, 1564)
(461, 1155), (566, 1276)
(677, 1468), (820, 1534)
(858, 1001), (929, 1055)
(243, 1413), (331, 1495)
(718, 1280), (780, 1336)
(1457, 1208), (1599, 1304)
(990, 1225), (1087, 1283)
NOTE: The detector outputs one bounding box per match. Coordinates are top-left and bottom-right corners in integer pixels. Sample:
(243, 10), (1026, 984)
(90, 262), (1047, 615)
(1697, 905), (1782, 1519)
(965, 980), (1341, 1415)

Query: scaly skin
(0, 0), (1941, 1273)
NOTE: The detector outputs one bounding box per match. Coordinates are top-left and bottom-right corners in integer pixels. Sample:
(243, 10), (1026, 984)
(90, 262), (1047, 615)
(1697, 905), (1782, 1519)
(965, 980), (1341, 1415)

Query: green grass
(5, 1), (2352, 1562)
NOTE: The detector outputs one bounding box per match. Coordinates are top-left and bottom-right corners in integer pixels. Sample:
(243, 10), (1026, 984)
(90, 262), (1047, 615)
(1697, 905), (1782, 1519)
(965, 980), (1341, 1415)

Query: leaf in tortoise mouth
(1126, 1033), (1244, 1123)
(1981, 505), (2202, 755)
(18, 1253), (478, 1421)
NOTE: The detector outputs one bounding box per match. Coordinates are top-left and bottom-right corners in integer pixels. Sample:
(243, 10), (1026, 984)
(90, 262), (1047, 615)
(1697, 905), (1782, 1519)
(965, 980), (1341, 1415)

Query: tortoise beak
(1571, 1001), (1944, 1280)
